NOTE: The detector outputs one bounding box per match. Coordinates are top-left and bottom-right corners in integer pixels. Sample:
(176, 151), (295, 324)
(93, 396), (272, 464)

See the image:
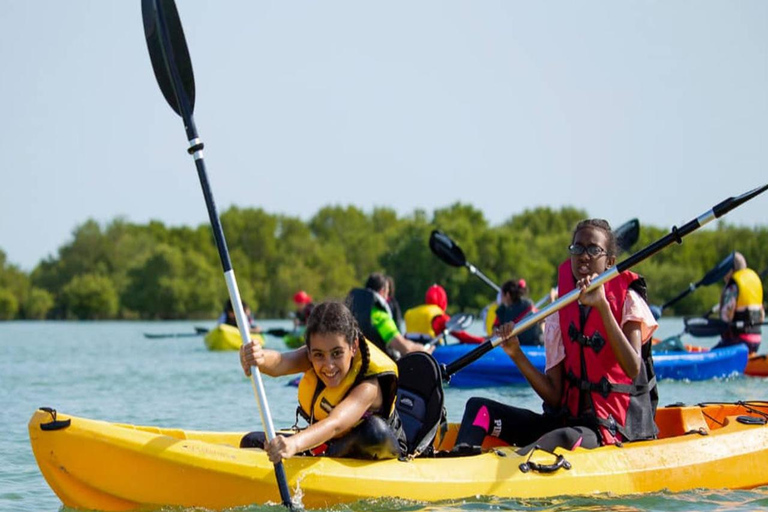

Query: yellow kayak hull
(203, 324), (263, 351)
(29, 403), (768, 511)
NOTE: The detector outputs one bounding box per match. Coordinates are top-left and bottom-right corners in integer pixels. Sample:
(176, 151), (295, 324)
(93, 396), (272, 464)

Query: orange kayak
(746, 354), (768, 377)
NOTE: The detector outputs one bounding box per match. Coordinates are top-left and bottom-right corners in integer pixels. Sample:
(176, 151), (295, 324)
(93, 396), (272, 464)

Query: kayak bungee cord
(140, 0), (293, 508)
(444, 184), (768, 379)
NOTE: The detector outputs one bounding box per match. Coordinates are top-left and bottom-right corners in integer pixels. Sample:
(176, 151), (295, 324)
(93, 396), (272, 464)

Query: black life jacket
(346, 288), (391, 353)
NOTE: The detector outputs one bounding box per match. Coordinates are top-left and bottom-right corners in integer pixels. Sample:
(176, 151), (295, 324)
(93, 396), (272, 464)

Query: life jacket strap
(566, 372), (656, 399)
(567, 322), (606, 353)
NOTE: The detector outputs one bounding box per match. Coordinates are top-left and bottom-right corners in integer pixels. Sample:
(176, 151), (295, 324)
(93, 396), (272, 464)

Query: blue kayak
(433, 343), (749, 388)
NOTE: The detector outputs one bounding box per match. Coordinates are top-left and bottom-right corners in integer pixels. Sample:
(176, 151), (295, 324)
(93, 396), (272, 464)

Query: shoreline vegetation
(1, 203), (766, 321)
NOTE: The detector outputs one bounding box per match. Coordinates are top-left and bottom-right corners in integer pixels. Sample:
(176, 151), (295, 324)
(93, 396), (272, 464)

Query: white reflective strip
(188, 138), (204, 160)
(696, 209), (717, 227)
(223, 269), (279, 441)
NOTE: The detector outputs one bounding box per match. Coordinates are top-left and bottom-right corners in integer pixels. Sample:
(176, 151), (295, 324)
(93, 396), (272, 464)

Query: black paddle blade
(699, 252), (735, 286)
(142, 0), (196, 117)
(712, 183), (768, 218)
(615, 218), (640, 254)
(429, 230), (467, 268)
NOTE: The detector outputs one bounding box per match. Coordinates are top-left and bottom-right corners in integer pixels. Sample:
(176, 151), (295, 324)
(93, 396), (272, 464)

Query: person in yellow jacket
(239, 301), (406, 462)
(404, 284), (484, 344)
(713, 252), (765, 354)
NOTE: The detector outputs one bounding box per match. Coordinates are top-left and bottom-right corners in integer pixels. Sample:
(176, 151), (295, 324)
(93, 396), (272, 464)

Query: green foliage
(0, 287), (19, 320)
(1, 205), (766, 320)
(60, 274), (119, 320)
(0, 250), (29, 300)
(121, 244), (220, 319)
(23, 288), (54, 319)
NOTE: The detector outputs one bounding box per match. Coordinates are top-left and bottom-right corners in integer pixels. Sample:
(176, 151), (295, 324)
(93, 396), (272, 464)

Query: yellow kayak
(29, 402), (768, 511)
(203, 324), (264, 351)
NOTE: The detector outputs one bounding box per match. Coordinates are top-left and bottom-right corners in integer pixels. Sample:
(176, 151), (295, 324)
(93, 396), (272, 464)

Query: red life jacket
(557, 260), (658, 445)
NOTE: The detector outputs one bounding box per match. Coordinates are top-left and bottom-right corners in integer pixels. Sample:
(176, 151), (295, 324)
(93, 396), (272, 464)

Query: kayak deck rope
(697, 401), (768, 427)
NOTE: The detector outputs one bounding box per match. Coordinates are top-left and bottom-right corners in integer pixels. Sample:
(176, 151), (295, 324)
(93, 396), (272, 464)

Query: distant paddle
(533, 218), (640, 309)
(684, 316), (768, 338)
(443, 185), (768, 379)
(143, 331), (204, 339)
(425, 313), (475, 348)
(144, 327), (290, 339)
(264, 328), (291, 338)
(649, 252), (735, 319)
(615, 218), (641, 255)
(429, 230), (500, 292)
(141, 0), (292, 507)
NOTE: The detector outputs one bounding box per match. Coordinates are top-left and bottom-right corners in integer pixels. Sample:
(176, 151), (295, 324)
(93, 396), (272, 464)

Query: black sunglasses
(568, 244), (607, 257)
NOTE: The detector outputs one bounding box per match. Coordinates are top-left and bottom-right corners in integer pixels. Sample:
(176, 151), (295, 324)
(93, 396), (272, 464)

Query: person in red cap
(293, 290), (315, 329)
(404, 284), (484, 344)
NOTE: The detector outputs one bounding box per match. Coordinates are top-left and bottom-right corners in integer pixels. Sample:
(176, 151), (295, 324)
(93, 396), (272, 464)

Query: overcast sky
(2, 1), (766, 271)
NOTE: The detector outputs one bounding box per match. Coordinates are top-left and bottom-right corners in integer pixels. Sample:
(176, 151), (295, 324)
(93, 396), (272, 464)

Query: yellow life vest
(404, 304), (444, 337)
(297, 339), (398, 428)
(484, 302), (498, 336)
(733, 268), (763, 308)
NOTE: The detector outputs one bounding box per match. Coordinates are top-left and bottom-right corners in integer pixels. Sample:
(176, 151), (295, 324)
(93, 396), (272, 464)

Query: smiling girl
(239, 301), (406, 462)
(452, 219), (658, 454)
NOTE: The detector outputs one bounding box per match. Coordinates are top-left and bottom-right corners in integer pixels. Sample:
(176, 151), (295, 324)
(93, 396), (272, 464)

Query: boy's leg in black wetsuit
(325, 415), (403, 460)
(454, 397), (559, 448)
(517, 425), (600, 455)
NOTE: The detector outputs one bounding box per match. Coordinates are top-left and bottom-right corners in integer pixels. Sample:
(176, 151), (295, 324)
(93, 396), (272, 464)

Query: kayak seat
(655, 406), (709, 439)
(395, 352), (447, 457)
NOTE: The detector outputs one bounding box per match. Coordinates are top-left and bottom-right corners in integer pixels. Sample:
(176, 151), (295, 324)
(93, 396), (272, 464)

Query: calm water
(2, 318), (768, 512)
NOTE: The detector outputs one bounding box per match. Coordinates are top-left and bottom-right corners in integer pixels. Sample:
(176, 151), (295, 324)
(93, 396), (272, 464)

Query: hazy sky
(2, 1), (766, 271)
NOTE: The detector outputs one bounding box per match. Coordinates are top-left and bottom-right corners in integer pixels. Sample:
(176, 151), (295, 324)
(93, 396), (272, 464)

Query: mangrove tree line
(0, 203), (765, 320)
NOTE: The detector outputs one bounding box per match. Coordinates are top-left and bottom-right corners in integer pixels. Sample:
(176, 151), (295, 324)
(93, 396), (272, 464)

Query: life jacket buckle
(567, 323), (605, 353)
(598, 376), (613, 398)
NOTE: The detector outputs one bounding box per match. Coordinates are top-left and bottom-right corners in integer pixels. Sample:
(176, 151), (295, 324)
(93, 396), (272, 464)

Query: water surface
(2, 318), (767, 512)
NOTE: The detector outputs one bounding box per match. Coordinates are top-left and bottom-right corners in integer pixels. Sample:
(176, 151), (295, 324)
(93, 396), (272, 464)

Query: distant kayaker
(385, 275), (405, 333)
(346, 272), (434, 360)
(492, 279), (544, 346)
(218, 299), (261, 333)
(712, 252), (764, 354)
(239, 301), (407, 462)
(452, 219), (658, 454)
(292, 290), (315, 328)
(404, 284), (484, 344)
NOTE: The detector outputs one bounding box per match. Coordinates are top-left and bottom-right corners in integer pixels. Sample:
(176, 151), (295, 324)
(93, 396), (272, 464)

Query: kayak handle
(519, 453), (572, 474)
(39, 407), (71, 431)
